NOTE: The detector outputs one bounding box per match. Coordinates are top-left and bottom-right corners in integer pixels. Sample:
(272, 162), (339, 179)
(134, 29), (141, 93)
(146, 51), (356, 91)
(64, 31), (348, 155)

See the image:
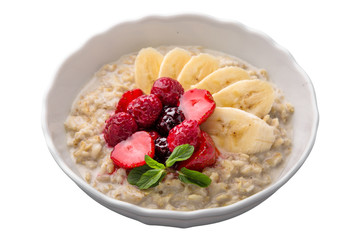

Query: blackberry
(156, 106), (185, 136)
(154, 137), (171, 163)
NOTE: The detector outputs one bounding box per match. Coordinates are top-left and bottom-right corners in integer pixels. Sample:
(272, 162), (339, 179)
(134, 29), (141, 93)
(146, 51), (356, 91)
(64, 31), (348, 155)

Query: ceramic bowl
(42, 14), (319, 228)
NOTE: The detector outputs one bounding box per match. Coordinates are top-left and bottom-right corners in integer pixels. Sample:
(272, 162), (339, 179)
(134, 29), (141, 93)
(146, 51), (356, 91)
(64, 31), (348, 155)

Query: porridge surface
(64, 46), (293, 211)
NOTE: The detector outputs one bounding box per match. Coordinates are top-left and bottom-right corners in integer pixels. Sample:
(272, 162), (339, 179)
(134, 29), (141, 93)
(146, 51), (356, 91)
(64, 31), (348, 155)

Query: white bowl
(42, 14), (319, 228)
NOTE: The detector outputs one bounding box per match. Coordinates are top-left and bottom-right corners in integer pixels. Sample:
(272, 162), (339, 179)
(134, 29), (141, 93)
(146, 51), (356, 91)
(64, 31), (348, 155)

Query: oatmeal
(64, 46), (293, 211)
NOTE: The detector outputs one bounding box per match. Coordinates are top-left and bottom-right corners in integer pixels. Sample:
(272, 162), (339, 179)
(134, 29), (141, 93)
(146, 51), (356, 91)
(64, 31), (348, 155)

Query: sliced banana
(201, 107), (275, 154)
(135, 47), (163, 94)
(213, 79), (275, 118)
(191, 66), (250, 94)
(158, 48), (192, 79)
(177, 53), (219, 90)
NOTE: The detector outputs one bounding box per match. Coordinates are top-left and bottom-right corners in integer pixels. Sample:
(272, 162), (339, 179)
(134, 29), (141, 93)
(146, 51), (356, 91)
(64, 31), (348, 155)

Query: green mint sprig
(127, 144), (212, 189)
(178, 167), (212, 188)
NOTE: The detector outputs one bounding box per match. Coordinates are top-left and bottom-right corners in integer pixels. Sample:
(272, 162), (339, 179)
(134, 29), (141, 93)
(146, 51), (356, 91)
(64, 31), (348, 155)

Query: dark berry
(115, 89), (143, 113)
(103, 112), (138, 147)
(156, 107), (185, 136)
(127, 94), (163, 128)
(154, 137), (171, 163)
(151, 77), (184, 106)
(167, 120), (201, 152)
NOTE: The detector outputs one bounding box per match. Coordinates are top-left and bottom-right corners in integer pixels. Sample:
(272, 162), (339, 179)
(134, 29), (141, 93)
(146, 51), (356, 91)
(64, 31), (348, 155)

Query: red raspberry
(151, 77), (184, 106)
(115, 88), (144, 113)
(167, 120), (201, 152)
(127, 94), (163, 128)
(176, 131), (217, 171)
(103, 112), (138, 147)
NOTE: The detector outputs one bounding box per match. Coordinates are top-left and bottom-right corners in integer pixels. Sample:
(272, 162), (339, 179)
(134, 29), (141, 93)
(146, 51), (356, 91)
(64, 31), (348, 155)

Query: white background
(1, 0), (359, 239)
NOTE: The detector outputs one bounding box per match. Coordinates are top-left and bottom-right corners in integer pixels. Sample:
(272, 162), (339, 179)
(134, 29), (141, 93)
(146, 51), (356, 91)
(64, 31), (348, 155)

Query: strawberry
(176, 131), (217, 171)
(115, 88), (144, 113)
(167, 120), (201, 152)
(110, 131), (155, 169)
(179, 89), (216, 124)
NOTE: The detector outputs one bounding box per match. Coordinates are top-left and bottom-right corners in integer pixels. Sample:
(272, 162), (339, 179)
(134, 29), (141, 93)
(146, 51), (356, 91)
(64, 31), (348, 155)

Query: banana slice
(158, 48), (192, 79)
(191, 66), (250, 94)
(135, 48), (163, 94)
(201, 107), (275, 154)
(213, 79), (275, 118)
(177, 53), (219, 90)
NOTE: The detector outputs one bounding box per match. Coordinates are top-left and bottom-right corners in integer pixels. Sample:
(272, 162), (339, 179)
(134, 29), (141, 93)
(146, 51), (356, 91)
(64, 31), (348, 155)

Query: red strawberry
(115, 89), (144, 113)
(167, 120), (201, 152)
(103, 112), (138, 147)
(179, 89), (216, 124)
(176, 131), (217, 171)
(110, 131), (155, 169)
(151, 77), (184, 106)
(127, 94), (163, 128)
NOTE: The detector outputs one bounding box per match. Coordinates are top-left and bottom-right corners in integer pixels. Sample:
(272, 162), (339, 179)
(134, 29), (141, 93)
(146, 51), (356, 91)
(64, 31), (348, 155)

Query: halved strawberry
(110, 131), (155, 169)
(176, 131), (217, 171)
(179, 89), (216, 124)
(115, 88), (144, 113)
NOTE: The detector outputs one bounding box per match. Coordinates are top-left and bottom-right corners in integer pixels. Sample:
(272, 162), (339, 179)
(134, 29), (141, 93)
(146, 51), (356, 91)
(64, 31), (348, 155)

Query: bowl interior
(44, 15), (318, 223)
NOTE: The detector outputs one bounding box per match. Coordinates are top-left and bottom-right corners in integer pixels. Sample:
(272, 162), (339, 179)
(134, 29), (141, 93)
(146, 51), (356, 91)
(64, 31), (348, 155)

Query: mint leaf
(128, 145), (212, 190)
(127, 164), (151, 185)
(166, 144), (194, 167)
(178, 167), (211, 188)
(145, 155), (165, 169)
(149, 171), (167, 188)
(136, 169), (166, 190)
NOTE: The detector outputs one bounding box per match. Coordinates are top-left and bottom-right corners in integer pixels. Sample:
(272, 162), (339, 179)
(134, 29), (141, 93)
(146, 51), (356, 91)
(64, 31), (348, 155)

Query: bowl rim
(42, 13), (319, 221)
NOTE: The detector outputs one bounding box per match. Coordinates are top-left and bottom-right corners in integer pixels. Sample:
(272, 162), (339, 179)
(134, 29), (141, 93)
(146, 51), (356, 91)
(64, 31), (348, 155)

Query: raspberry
(103, 112), (138, 147)
(167, 120), (201, 152)
(154, 137), (171, 163)
(156, 106), (185, 136)
(115, 89), (144, 113)
(127, 94), (163, 128)
(151, 77), (184, 106)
